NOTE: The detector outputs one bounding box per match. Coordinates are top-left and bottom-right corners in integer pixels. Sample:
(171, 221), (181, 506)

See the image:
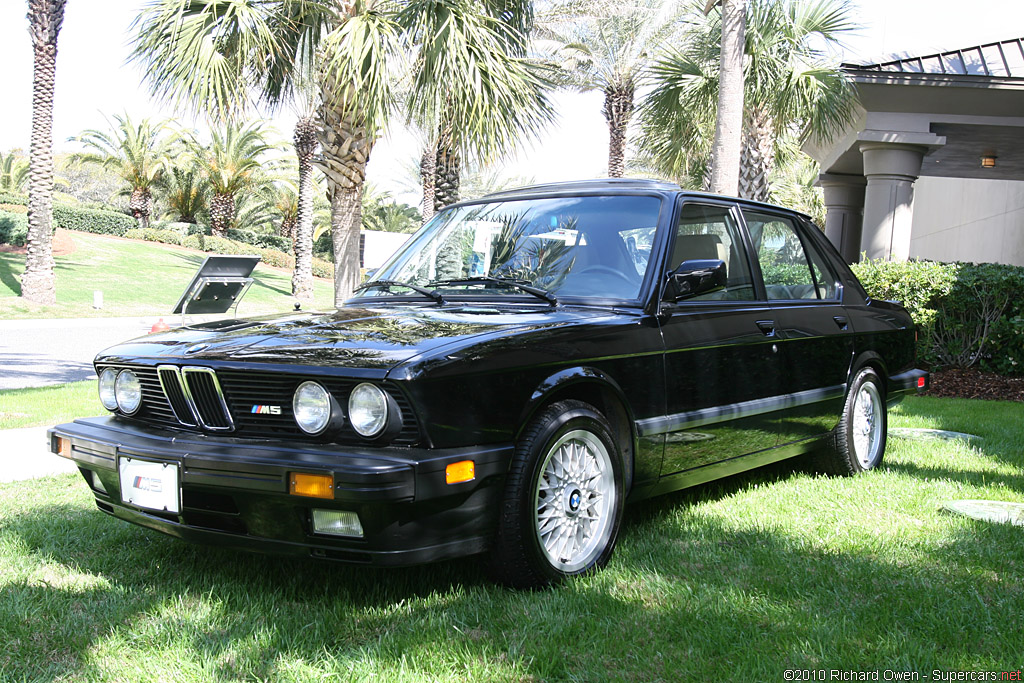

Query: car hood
(96, 305), (618, 372)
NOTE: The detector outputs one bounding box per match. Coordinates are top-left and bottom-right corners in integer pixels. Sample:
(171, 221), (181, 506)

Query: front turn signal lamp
(289, 472), (334, 499)
(445, 460), (475, 485)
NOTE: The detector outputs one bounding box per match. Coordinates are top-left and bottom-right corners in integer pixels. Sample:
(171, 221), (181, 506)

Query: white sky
(1, 0), (1022, 203)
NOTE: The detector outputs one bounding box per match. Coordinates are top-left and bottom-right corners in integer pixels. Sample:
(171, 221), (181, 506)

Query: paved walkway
(0, 316), (168, 390)
(0, 426), (79, 483)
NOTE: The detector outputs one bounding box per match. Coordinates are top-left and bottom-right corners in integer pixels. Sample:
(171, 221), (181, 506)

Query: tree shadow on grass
(0, 255), (22, 295)
(4, 477), (1023, 682)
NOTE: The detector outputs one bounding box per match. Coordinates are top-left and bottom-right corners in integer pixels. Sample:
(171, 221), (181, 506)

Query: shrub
(937, 263), (1024, 373)
(0, 211), (28, 246)
(124, 228), (183, 246)
(852, 258), (1024, 374)
(0, 204), (27, 214)
(985, 315), (1024, 376)
(851, 258), (957, 365)
(312, 258), (333, 279)
(0, 192), (28, 206)
(227, 228), (292, 252)
(53, 204), (136, 236)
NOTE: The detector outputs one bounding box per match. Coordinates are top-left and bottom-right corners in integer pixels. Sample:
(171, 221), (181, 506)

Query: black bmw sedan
(49, 179), (927, 587)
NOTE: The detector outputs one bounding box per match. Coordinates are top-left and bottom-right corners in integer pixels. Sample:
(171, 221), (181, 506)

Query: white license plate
(118, 457), (180, 514)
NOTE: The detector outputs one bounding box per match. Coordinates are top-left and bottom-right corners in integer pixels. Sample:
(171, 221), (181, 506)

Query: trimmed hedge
(124, 228), (184, 246)
(0, 192), (27, 206)
(853, 258), (1024, 375)
(0, 211), (28, 247)
(0, 193), (136, 236)
(227, 228), (292, 252)
(53, 204), (137, 235)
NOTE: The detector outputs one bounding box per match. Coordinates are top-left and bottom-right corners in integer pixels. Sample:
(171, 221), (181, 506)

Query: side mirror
(664, 259), (727, 301)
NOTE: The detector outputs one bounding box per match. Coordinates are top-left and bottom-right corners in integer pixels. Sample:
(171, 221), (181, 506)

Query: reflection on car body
(49, 179), (927, 588)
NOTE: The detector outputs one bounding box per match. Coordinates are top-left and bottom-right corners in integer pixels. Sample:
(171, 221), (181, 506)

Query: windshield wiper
(354, 279), (445, 305)
(429, 276), (558, 306)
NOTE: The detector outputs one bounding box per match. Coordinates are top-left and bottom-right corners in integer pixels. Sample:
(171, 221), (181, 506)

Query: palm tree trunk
(292, 116), (317, 300)
(316, 77), (374, 307)
(22, 0), (67, 305)
(433, 119), (460, 213)
(329, 185), (364, 306)
(603, 82), (635, 178)
(738, 107), (774, 202)
(280, 216), (296, 240)
(129, 187), (152, 230)
(420, 140), (436, 225)
(708, 0), (747, 197)
(209, 192), (234, 236)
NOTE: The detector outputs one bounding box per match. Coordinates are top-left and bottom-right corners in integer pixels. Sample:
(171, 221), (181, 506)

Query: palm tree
(190, 121), (282, 236)
(536, 0), (686, 178)
(69, 113), (177, 229)
(132, 0), (551, 307)
(160, 163), (208, 224)
(408, 0), (552, 212)
(0, 151), (30, 194)
(22, 0), (66, 305)
(637, 0), (857, 201)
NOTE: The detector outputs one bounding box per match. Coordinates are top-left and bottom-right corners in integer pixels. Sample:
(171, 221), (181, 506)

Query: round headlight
(114, 370), (142, 415)
(98, 368), (118, 411)
(293, 381), (332, 435)
(348, 383), (388, 437)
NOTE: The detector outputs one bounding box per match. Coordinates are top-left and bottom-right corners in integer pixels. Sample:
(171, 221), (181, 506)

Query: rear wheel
(816, 367), (887, 476)
(488, 400), (624, 588)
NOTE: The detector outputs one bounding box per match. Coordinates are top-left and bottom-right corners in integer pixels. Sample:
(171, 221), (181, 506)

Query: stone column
(859, 142), (928, 261)
(818, 173), (866, 263)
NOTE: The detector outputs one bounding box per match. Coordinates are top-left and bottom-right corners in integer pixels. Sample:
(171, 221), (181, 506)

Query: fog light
(445, 460), (475, 484)
(289, 472), (333, 499)
(90, 470), (107, 494)
(312, 509), (363, 537)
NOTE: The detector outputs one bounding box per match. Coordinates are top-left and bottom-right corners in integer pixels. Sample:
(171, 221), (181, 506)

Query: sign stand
(172, 255), (262, 327)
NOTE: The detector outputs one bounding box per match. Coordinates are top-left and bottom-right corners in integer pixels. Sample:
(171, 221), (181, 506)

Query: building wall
(910, 176), (1024, 265)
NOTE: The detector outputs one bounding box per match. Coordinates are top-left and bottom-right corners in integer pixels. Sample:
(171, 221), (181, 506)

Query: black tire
(815, 367), (887, 476)
(487, 400), (625, 588)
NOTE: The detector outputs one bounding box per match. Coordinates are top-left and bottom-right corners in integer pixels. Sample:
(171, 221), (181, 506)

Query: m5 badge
(251, 405), (282, 415)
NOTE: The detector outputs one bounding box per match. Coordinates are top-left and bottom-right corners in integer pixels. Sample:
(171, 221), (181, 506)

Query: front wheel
(488, 400), (624, 588)
(816, 367), (888, 476)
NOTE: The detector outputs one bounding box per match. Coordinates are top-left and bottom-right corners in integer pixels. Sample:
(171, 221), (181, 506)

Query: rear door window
(743, 210), (836, 300)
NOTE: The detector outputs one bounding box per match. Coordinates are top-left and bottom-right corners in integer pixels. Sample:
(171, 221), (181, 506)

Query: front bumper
(48, 417), (512, 566)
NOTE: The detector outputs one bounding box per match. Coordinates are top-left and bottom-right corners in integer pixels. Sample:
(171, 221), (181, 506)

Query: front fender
(519, 367), (629, 429)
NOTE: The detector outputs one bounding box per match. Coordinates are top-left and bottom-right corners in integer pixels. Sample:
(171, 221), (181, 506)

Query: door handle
(833, 315), (849, 331)
(755, 320), (776, 337)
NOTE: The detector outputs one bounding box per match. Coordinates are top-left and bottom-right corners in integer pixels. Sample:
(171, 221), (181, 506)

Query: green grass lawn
(0, 232), (336, 319)
(0, 381), (101, 430)
(1, 395), (1022, 681)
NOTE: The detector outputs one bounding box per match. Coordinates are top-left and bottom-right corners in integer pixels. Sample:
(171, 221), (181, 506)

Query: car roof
(470, 178), (813, 221)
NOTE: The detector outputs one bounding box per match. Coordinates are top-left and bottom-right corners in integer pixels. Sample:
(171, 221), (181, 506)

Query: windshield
(361, 195), (662, 302)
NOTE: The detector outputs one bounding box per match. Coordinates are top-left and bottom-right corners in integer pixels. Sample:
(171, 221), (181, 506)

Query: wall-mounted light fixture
(981, 155), (997, 168)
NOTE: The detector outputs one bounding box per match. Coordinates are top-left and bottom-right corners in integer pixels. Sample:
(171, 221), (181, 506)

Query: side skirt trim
(635, 384), (846, 437)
